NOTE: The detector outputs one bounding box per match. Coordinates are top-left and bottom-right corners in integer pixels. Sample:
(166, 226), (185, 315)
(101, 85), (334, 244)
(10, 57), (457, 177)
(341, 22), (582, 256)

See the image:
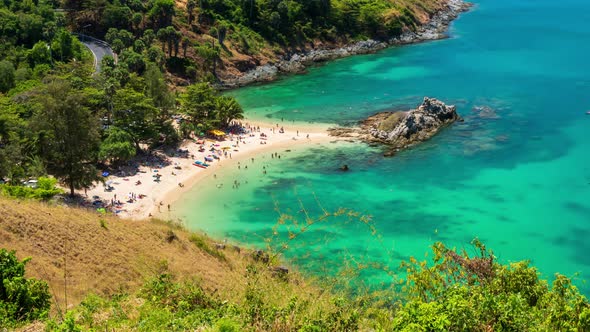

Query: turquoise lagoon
(175, 0), (590, 289)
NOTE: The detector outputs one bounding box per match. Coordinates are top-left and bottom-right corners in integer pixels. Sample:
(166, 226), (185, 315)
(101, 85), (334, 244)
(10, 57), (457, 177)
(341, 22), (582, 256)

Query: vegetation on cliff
(60, 0), (449, 81)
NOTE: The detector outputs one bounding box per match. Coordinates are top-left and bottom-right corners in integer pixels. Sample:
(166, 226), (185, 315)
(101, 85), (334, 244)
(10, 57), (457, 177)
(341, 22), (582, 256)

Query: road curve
(76, 34), (115, 73)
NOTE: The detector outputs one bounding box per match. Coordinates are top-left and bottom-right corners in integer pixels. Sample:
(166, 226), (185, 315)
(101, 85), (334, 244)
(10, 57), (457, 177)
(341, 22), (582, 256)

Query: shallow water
(176, 0), (590, 290)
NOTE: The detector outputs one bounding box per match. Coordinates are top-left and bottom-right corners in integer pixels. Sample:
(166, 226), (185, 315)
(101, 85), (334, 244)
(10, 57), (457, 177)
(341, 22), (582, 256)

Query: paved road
(78, 36), (115, 72)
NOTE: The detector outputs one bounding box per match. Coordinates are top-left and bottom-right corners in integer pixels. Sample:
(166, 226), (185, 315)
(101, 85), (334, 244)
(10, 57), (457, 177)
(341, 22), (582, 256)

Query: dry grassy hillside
(0, 197), (323, 315)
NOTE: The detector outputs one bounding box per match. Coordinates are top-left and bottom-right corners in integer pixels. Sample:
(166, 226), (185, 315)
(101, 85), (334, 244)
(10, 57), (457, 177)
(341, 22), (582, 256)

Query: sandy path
(80, 120), (336, 220)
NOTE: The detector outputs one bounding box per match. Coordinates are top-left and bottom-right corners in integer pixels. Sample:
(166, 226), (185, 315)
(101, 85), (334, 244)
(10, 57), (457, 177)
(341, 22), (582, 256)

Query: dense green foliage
(198, 0), (420, 44)
(0, 249), (51, 328)
(392, 240), (590, 331)
(0, 0), (245, 196)
(0, 176), (62, 200)
(180, 82), (244, 134)
(66, 0), (427, 47)
(57, 0), (438, 83)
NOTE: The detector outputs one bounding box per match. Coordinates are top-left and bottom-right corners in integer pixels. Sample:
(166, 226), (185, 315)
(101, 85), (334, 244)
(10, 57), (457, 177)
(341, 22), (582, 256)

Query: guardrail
(72, 32), (118, 67)
(72, 32), (112, 49)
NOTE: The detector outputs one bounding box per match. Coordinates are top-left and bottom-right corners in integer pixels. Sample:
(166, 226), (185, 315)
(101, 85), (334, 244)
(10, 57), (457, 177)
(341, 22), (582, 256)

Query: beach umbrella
(102, 171), (109, 177)
(222, 146), (231, 150)
(105, 180), (113, 186)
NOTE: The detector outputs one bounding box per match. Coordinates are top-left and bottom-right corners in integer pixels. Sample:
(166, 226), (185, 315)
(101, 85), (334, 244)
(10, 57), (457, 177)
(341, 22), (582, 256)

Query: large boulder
(368, 97), (459, 149)
(328, 97), (460, 155)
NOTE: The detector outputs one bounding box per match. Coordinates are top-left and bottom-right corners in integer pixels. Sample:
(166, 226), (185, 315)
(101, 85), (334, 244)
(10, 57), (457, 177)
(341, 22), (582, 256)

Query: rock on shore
(329, 98), (460, 156)
(221, 0), (472, 88)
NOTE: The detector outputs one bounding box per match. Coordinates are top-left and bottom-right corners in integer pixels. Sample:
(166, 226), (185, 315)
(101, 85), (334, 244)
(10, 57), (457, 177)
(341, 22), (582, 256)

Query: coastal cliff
(221, 0), (472, 88)
(329, 97), (460, 156)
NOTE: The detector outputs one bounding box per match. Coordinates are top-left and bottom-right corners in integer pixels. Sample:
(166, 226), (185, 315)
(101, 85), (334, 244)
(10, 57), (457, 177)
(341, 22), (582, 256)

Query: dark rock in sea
(339, 164), (349, 171)
(329, 97), (460, 154)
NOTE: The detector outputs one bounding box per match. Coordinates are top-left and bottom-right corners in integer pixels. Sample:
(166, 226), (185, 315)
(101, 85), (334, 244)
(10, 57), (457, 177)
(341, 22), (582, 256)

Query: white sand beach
(78, 120), (335, 220)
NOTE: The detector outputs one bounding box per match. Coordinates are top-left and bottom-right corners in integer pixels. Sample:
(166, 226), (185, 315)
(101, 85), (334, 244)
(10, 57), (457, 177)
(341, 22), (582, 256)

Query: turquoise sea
(175, 0), (590, 290)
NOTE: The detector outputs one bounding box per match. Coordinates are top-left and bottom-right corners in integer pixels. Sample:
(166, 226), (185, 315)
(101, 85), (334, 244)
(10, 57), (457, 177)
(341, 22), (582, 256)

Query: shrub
(0, 176), (62, 200)
(0, 249), (51, 327)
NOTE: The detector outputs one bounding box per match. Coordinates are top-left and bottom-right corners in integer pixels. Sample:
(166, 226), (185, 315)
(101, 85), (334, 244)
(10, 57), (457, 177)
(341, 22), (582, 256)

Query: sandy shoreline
(79, 120), (337, 220)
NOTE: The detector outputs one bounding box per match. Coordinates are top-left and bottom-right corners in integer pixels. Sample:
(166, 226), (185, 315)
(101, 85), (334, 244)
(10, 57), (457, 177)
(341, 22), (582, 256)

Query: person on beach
(167, 204), (170, 211)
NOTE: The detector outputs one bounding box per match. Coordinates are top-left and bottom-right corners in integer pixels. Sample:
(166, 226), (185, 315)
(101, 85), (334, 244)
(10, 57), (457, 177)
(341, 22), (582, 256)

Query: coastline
(80, 120), (337, 221)
(220, 0), (472, 89)
(77, 0), (472, 222)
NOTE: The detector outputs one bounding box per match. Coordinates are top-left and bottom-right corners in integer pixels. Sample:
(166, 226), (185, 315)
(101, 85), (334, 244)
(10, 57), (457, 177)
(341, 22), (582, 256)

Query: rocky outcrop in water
(221, 0), (472, 88)
(329, 98), (460, 156)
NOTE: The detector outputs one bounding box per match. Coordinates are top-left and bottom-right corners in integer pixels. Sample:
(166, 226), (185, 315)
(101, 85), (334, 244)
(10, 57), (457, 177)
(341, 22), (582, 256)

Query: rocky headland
(329, 97), (460, 156)
(221, 0), (472, 88)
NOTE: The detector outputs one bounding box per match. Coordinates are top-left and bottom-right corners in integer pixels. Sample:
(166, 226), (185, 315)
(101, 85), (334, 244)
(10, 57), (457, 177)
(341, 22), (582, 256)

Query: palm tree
(216, 96), (244, 127)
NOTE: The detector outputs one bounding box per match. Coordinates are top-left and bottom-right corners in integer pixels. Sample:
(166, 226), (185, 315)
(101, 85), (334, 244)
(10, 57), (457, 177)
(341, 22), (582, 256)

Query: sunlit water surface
(175, 0), (590, 290)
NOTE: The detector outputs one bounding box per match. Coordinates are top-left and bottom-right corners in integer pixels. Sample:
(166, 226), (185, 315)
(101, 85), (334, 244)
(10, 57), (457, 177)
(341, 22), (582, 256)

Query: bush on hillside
(0, 177), (62, 200)
(0, 249), (51, 327)
(393, 239), (590, 331)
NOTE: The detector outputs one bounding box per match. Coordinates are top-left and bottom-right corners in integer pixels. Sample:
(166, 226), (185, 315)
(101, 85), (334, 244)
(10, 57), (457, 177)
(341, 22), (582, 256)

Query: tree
(173, 30), (182, 57)
(143, 63), (173, 110)
(33, 80), (101, 196)
(133, 39), (145, 53)
(163, 26), (177, 57)
(146, 46), (166, 68)
(181, 36), (190, 57)
(216, 95), (243, 127)
(142, 29), (155, 45)
(196, 42), (220, 76)
(131, 12), (143, 33)
(28, 41), (51, 68)
(217, 23), (227, 45)
(51, 30), (74, 62)
(112, 88), (159, 151)
(99, 127), (136, 164)
(187, 0), (196, 24)
(119, 49), (145, 73)
(180, 82), (217, 131)
(0, 60), (15, 93)
(156, 27), (168, 54)
(0, 249), (51, 327)
(149, 0), (175, 29)
(102, 2), (132, 30)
